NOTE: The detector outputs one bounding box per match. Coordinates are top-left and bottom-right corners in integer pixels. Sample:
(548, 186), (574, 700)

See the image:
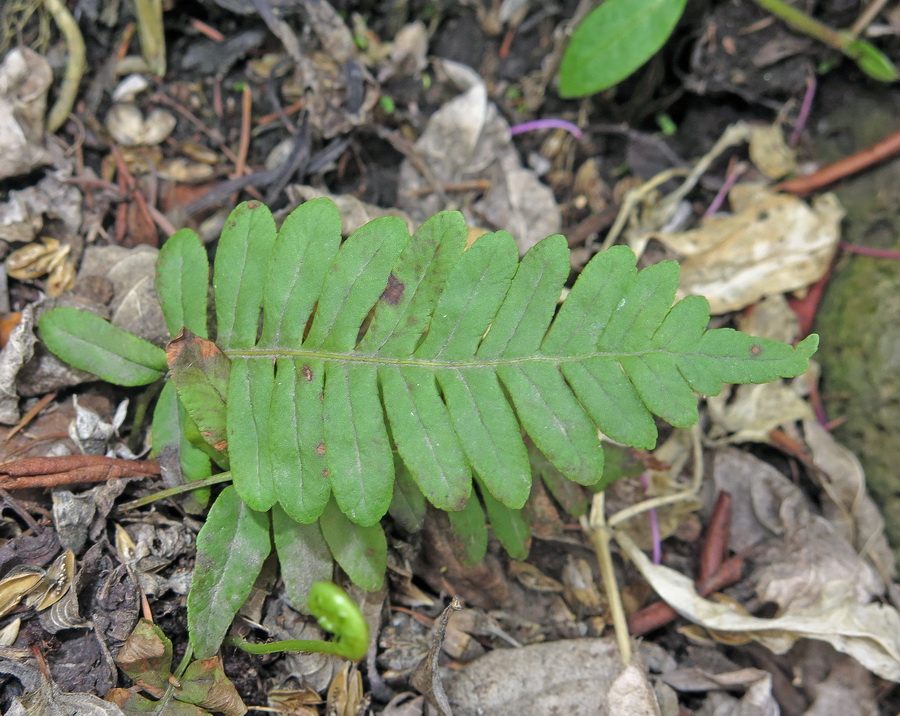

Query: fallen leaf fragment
(616, 531), (900, 682)
(0, 48), (54, 180)
(650, 184), (843, 314)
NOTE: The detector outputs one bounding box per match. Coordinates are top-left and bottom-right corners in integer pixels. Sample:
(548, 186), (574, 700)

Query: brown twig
(0, 455), (160, 489)
(627, 554), (744, 636)
(4, 393), (56, 443)
(776, 129), (900, 195)
(698, 491), (731, 583)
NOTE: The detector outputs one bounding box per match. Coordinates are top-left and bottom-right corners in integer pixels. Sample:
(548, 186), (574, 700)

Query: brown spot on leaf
(246, 200), (261, 209)
(322, 469), (329, 477)
(316, 443), (326, 456)
(380, 272), (405, 306)
(750, 344), (763, 356)
(302, 364), (313, 382)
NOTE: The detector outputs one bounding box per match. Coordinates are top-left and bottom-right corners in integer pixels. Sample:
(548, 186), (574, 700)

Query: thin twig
(849, 0), (890, 38)
(117, 471), (232, 511)
(777, 128), (900, 194)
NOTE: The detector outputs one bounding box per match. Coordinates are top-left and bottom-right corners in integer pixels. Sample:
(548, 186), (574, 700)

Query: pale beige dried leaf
(803, 418), (896, 582)
(706, 382), (814, 444)
(0, 566), (43, 616)
(748, 124), (796, 179)
(0, 617), (20, 646)
(617, 530), (900, 682)
(649, 185), (843, 314)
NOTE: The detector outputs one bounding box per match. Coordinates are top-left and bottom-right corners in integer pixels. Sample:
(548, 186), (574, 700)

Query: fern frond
(187, 199), (816, 526)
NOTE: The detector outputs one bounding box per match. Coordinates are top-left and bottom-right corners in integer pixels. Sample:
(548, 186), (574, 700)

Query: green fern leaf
(201, 199), (816, 527)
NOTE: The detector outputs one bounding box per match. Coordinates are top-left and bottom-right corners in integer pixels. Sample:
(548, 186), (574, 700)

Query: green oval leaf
(156, 227), (210, 338)
(558, 0), (687, 98)
(187, 486), (271, 658)
(39, 307), (167, 386)
(319, 498), (386, 591)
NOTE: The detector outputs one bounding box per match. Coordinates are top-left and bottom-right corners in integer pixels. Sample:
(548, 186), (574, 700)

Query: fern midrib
(221, 346), (764, 368)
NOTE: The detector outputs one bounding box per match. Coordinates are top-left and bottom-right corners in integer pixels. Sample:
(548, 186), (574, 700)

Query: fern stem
(116, 471), (232, 512)
(583, 492), (632, 665)
(607, 426), (704, 528)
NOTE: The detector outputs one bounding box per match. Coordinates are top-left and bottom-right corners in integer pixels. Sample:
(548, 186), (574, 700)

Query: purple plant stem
(704, 161), (748, 217)
(840, 242), (900, 259)
(790, 75), (817, 147)
(639, 471), (662, 565)
(509, 119), (583, 139)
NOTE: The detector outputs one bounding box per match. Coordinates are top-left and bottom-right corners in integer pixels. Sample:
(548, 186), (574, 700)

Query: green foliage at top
(38, 197), (817, 658)
(558, 0), (687, 98)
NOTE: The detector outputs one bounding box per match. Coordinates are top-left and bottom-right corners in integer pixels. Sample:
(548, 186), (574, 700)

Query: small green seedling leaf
(447, 497), (488, 567)
(39, 307), (166, 386)
(843, 38), (900, 82)
(559, 0), (687, 97)
(187, 486), (271, 658)
(152, 381), (211, 513)
(477, 480), (531, 561)
(388, 459), (427, 533)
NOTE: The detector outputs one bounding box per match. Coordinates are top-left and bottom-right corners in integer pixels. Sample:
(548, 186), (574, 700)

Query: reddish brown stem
(627, 555), (744, 637)
(777, 129), (900, 195)
(699, 491), (732, 583)
(0, 455), (159, 489)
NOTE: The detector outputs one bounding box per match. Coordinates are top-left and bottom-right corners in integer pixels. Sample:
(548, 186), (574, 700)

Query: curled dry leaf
(650, 184), (844, 314)
(748, 124), (796, 180)
(0, 48), (54, 180)
(706, 381), (814, 444)
(105, 103), (177, 146)
(0, 565), (43, 616)
(802, 418), (896, 583)
(26, 549), (75, 611)
(616, 530), (900, 683)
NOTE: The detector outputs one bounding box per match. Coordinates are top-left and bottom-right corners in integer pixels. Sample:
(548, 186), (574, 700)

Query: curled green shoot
(228, 582), (369, 661)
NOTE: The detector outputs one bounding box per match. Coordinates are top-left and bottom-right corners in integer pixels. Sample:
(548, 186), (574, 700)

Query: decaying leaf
(0, 565), (43, 616)
(0, 658), (125, 716)
(617, 530), (900, 682)
(0, 48), (54, 180)
(396, 60), (561, 254)
(116, 619), (174, 699)
(649, 184), (844, 314)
